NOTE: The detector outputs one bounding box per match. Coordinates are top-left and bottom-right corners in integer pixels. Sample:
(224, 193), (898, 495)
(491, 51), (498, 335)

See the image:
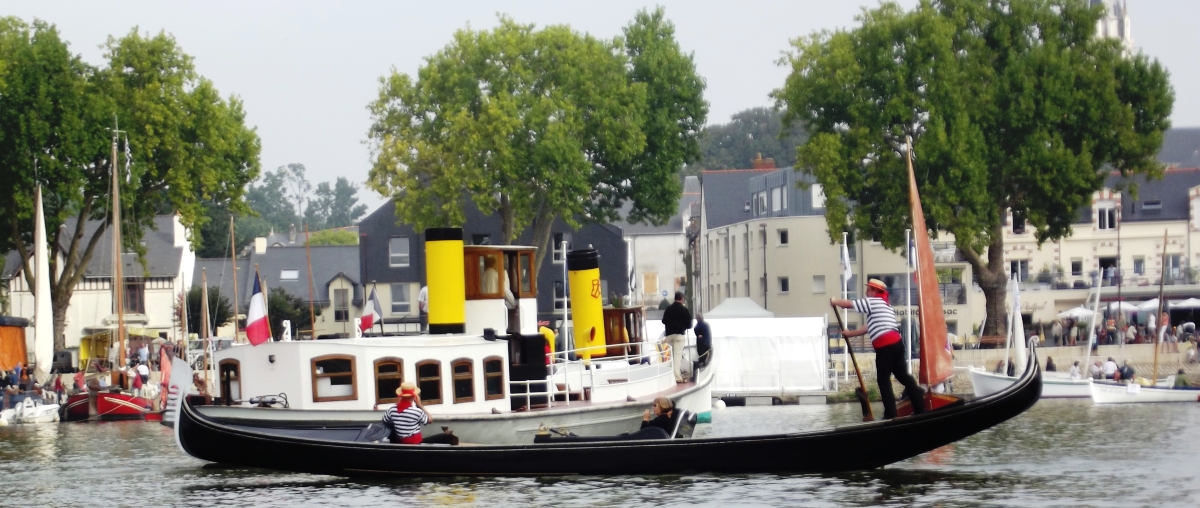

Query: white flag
(841, 240), (853, 282)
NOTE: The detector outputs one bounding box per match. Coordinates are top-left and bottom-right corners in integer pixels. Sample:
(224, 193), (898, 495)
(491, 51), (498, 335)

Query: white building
(617, 176), (700, 307)
(3, 215), (196, 346)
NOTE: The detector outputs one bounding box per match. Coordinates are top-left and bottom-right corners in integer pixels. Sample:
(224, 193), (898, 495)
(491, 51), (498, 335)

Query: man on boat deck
(383, 381), (431, 444)
(831, 279), (925, 419)
(661, 291), (693, 383)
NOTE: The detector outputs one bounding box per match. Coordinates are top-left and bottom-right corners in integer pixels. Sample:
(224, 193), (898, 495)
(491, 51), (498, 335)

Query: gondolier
(382, 382), (431, 444)
(831, 279), (925, 419)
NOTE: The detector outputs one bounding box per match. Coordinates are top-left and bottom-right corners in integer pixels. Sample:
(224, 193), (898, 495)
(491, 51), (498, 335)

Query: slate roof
(1095, 167), (1200, 224)
(615, 176), (701, 236)
(3, 215), (184, 280)
(192, 258), (250, 306)
(204, 244), (362, 308)
(701, 168), (777, 229)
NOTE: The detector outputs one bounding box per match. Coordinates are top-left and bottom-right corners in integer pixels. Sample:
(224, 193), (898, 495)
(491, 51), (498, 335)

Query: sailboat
(62, 129), (153, 422)
(1091, 231), (1200, 404)
(171, 140), (1041, 476)
(968, 276), (1095, 398)
(0, 185), (61, 424)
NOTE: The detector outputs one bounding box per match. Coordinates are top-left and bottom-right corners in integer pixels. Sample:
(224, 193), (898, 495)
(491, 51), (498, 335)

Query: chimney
(289, 224), (297, 243)
(751, 152), (776, 170)
(255, 237), (267, 254)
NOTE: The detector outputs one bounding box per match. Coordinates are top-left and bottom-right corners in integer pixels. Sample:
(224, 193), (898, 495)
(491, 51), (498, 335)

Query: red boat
(61, 392), (150, 422)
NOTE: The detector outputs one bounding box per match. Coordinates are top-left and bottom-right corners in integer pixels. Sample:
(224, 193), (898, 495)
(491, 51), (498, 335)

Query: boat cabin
(463, 245), (538, 336)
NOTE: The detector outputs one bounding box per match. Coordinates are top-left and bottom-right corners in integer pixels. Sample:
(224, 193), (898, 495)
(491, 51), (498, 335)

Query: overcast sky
(7, 1), (1199, 212)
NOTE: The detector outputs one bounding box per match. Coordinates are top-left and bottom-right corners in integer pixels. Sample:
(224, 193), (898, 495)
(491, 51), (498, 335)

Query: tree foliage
(690, 107), (807, 172)
(773, 0), (1173, 335)
(367, 8), (706, 269)
(267, 287), (315, 337)
(307, 229), (359, 246)
(304, 177), (369, 230)
(0, 19), (261, 348)
(184, 285), (233, 335)
(244, 165), (300, 234)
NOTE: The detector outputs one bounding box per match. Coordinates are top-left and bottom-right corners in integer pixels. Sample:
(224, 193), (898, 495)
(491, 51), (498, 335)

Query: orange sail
(906, 143), (955, 387)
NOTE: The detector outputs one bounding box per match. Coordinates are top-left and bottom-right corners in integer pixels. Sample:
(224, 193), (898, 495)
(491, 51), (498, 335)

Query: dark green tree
(267, 287), (316, 337)
(773, 0), (1173, 336)
(0, 21), (261, 349)
(690, 107), (808, 172)
(303, 177), (369, 230)
(185, 285), (233, 335)
(245, 166), (300, 234)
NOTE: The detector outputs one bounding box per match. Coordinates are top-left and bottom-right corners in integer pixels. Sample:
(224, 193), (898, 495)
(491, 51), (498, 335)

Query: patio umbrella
(1104, 301), (1139, 313)
(1137, 298), (1162, 311)
(1170, 298), (1200, 309)
(1056, 307), (1094, 319)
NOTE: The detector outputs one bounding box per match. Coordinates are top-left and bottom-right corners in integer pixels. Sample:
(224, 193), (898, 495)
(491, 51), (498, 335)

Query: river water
(1, 399), (1197, 507)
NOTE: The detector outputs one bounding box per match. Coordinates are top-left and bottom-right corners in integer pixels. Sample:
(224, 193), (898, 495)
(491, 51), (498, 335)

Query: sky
(7, 0), (1200, 213)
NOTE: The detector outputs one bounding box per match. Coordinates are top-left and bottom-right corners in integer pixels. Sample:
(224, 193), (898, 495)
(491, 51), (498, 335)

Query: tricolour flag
(360, 287), (382, 332)
(246, 273), (271, 345)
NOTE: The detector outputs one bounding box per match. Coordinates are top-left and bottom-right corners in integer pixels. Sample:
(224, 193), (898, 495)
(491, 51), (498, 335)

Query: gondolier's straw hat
(397, 381), (420, 398)
(867, 279), (888, 292)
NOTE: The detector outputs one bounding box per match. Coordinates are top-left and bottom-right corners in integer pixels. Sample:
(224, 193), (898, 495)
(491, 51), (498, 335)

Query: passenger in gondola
(1103, 357), (1119, 379)
(1174, 369), (1191, 388)
(641, 397), (675, 435)
(832, 279), (925, 419)
(383, 381), (431, 444)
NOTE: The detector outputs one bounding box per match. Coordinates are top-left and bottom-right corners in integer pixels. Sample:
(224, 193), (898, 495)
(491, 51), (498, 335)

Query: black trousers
(875, 341), (924, 419)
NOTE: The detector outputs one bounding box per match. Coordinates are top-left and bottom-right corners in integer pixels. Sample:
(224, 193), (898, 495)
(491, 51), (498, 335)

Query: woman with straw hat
(382, 381), (432, 444)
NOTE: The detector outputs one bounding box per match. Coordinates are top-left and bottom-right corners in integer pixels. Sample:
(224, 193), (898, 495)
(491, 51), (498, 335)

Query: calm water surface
(1, 400), (1197, 507)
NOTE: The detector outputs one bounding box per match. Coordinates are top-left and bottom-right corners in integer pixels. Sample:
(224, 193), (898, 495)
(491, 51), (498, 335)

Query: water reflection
(0, 400), (1196, 507)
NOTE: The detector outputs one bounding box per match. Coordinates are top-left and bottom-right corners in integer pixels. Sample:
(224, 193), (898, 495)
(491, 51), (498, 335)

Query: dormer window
(1143, 200), (1162, 211)
(1098, 207), (1117, 230)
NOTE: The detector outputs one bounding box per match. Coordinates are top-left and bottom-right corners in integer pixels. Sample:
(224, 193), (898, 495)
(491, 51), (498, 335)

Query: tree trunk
(958, 223), (1009, 338)
(52, 293), (70, 352)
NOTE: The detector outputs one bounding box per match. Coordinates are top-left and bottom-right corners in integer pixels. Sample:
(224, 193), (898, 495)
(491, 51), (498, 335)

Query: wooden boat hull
(175, 348), (1042, 476)
(95, 392), (150, 420)
(62, 394), (91, 422)
(970, 368), (1092, 398)
(1089, 380), (1200, 404)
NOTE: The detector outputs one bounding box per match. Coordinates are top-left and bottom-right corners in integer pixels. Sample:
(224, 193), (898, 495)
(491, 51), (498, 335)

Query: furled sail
(906, 144), (954, 387)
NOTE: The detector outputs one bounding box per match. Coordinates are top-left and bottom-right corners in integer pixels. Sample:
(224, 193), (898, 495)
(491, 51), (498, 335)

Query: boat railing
(510, 343), (674, 409)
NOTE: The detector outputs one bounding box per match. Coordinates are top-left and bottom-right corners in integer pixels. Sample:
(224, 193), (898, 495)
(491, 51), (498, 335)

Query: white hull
(1089, 381), (1200, 404)
(0, 402), (61, 425)
(969, 368), (1092, 398)
(197, 359), (714, 444)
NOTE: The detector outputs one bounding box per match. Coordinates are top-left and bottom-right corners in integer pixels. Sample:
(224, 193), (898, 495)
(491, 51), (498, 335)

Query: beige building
(698, 134), (1200, 341)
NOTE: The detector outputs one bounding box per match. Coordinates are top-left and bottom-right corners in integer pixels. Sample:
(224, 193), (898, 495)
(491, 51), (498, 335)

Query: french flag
(360, 287), (382, 332)
(246, 274), (271, 345)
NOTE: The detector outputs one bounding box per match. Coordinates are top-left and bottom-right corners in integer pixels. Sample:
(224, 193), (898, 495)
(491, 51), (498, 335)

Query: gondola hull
(175, 347), (1042, 476)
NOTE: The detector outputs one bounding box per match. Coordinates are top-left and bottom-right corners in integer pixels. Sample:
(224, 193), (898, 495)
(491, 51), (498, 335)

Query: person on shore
(136, 362), (150, 385)
(641, 396), (676, 435)
(1045, 356), (1057, 372)
(694, 313), (711, 365)
(1091, 361), (1104, 380)
(1006, 358), (1015, 377)
(1118, 360), (1135, 381)
(417, 285), (428, 332)
(1174, 369), (1190, 388)
(1069, 360), (1083, 380)
(1052, 320), (1063, 347)
(382, 381), (431, 444)
(832, 278), (925, 419)
(1124, 325), (1136, 345)
(1103, 357), (1119, 379)
(661, 291), (693, 383)
(1106, 319), (1117, 345)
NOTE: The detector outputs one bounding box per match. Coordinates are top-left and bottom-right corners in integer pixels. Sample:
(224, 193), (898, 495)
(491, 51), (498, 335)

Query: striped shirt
(382, 405), (428, 439)
(850, 296), (900, 342)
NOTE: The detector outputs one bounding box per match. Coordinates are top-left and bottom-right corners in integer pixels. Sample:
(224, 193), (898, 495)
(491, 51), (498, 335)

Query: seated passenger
(383, 381), (431, 444)
(641, 396), (676, 435)
(1175, 369), (1191, 388)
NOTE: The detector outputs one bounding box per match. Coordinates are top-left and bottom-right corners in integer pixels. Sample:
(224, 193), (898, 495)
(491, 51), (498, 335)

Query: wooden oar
(832, 303), (875, 421)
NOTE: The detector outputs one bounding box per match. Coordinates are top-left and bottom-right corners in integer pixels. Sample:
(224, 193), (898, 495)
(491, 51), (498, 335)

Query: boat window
(311, 355), (357, 402)
(465, 250), (504, 300)
(219, 359), (241, 406)
(452, 359), (475, 404)
(484, 356), (505, 400)
(416, 360), (442, 405)
(518, 251), (536, 297)
(374, 357), (403, 405)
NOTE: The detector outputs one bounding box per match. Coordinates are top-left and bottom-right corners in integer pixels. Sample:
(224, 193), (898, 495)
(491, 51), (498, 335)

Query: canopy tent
(1103, 301), (1139, 313)
(1057, 307), (1094, 319)
(704, 297), (775, 319)
(1170, 298), (1200, 309)
(1137, 298), (1162, 311)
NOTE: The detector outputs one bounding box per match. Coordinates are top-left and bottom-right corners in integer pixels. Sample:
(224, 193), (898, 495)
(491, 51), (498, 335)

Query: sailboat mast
(230, 216), (241, 343)
(1152, 230), (1168, 383)
(111, 126), (127, 372)
(201, 268), (211, 389)
(304, 222), (317, 339)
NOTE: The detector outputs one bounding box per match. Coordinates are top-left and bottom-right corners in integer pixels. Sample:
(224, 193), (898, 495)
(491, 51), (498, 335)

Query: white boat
(1090, 379), (1200, 404)
(196, 230), (714, 444)
(0, 397), (60, 425)
(969, 367), (1092, 398)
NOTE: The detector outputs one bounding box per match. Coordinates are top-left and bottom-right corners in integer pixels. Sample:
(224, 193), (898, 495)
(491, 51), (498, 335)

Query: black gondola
(174, 345), (1041, 477)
